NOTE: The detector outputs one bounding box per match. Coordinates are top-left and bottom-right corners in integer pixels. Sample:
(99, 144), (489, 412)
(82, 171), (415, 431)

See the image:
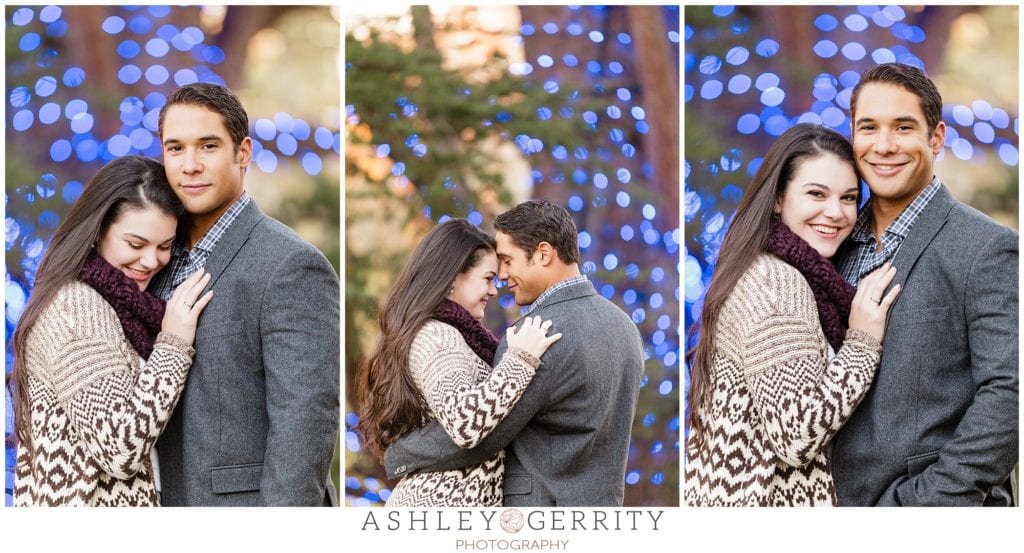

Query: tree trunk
(628, 6), (679, 228)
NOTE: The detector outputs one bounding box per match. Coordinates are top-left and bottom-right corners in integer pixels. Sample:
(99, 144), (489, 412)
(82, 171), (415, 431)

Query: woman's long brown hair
(355, 218), (496, 461)
(685, 123), (857, 447)
(9, 155), (183, 450)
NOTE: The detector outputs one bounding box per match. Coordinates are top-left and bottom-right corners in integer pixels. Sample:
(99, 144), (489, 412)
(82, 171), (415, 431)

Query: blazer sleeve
(885, 229), (1019, 506)
(411, 328), (540, 449)
(743, 286), (882, 467)
(384, 325), (562, 479)
(257, 246), (340, 506)
(50, 291), (193, 479)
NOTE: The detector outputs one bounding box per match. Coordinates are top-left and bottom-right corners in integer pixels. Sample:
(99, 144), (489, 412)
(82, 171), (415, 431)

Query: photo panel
(4, 4), (342, 506)
(344, 4), (680, 509)
(683, 4), (1018, 507)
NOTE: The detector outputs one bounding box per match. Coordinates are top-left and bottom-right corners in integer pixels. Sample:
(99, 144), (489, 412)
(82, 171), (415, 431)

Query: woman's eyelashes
(806, 190), (858, 203)
(125, 240), (173, 251)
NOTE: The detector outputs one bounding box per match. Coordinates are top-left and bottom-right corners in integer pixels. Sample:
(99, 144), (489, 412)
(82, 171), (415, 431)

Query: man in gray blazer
(834, 63), (1018, 506)
(384, 200), (644, 505)
(150, 83), (340, 505)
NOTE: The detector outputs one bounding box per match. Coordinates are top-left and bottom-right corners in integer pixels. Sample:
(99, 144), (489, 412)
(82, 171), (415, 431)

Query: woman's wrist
(845, 327), (882, 352)
(155, 331), (196, 356)
(506, 346), (542, 370)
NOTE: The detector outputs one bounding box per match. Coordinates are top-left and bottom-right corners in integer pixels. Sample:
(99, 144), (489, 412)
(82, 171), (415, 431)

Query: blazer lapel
(202, 199), (264, 289)
(888, 183), (956, 299)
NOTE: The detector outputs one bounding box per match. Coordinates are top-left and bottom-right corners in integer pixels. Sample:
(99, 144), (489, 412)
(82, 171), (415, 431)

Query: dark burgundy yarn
(78, 253), (165, 358)
(433, 299), (499, 364)
(765, 220), (856, 352)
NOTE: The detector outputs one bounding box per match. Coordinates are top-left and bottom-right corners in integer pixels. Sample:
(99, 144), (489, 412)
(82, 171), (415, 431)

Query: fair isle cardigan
(15, 281), (194, 506)
(385, 320), (540, 507)
(684, 254), (882, 506)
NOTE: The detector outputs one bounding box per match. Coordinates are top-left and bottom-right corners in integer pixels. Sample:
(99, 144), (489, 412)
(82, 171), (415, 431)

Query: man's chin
(514, 295), (536, 306)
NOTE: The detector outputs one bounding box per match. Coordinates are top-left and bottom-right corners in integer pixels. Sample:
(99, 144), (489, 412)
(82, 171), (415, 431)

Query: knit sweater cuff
(155, 331), (196, 357)
(506, 347), (542, 370)
(845, 328), (882, 353)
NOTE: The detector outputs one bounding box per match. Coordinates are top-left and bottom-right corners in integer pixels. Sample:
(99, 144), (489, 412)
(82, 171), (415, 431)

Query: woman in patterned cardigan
(11, 155), (213, 506)
(684, 124), (900, 506)
(356, 219), (561, 506)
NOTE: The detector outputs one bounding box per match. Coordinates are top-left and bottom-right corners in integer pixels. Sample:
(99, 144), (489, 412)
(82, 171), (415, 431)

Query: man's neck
(868, 180), (932, 243)
(187, 219), (212, 249)
(186, 192), (244, 248)
(870, 200), (903, 243)
(541, 263), (582, 292)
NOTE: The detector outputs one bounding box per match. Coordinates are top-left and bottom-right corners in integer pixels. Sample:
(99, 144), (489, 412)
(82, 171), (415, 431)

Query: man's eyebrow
(855, 115), (920, 125)
(162, 135), (224, 146)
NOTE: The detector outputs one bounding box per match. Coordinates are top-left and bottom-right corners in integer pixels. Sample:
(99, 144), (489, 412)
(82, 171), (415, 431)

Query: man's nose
(182, 150), (201, 173)
(874, 129), (898, 154)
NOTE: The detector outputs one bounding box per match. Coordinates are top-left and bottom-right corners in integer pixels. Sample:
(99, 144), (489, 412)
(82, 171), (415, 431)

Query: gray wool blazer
(832, 183), (1019, 506)
(154, 200), (340, 506)
(384, 279), (644, 506)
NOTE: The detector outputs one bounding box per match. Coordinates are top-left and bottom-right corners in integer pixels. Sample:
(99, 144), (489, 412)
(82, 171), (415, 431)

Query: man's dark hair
(158, 83), (249, 153)
(850, 63), (943, 135)
(494, 200), (580, 264)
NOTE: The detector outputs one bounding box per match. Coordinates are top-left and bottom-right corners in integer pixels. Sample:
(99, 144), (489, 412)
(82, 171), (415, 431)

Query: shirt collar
(849, 177), (940, 243)
(524, 274), (588, 315)
(183, 192), (251, 254)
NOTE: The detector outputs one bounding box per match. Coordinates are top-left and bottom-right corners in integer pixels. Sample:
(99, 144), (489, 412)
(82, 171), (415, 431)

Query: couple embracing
(686, 63), (1018, 506)
(12, 83), (340, 506)
(356, 201), (645, 506)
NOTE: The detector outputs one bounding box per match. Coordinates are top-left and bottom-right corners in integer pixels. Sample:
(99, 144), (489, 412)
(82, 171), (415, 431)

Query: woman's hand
(506, 315), (563, 359)
(848, 262), (901, 343)
(161, 268), (214, 344)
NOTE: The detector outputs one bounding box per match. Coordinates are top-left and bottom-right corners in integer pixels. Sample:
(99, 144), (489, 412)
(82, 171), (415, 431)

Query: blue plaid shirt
(521, 274), (589, 317)
(838, 178), (940, 286)
(151, 193), (251, 300)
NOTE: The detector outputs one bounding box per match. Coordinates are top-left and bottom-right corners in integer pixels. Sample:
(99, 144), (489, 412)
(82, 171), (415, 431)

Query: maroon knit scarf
(432, 299), (499, 364)
(765, 220), (856, 352)
(78, 253), (166, 359)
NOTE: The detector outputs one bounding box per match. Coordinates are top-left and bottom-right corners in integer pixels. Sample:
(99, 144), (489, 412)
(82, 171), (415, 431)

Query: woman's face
(776, 153), (859, 258)
(449, 250), (499, 319)
(97, 206), (177, 290)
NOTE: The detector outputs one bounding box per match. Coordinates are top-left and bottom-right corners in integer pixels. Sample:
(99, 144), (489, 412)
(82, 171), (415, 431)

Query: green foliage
(345, 28), (590, 217)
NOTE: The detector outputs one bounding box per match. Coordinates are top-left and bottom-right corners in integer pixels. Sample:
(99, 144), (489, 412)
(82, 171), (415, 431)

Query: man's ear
(929, 120), (946, 155)
(237, 136), (253, 169)
(534, 241), (556, 266)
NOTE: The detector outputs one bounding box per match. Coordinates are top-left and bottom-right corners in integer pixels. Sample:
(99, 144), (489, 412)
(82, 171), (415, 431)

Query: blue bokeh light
(35, 76), (58, 97)
(117, 39), (141, 59)
(814, 14), (838, 31)
(19, 32), (41, 52)
(118, 64), (142, 84)
(102, 16), (126, 34)
(39, 102), (61, 124)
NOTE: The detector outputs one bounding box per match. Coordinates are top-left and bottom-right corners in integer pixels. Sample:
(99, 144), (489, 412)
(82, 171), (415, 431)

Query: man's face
(161, 103), (251, 221)
(851, 82), (945, 211)
(496, 231), (546, 306)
